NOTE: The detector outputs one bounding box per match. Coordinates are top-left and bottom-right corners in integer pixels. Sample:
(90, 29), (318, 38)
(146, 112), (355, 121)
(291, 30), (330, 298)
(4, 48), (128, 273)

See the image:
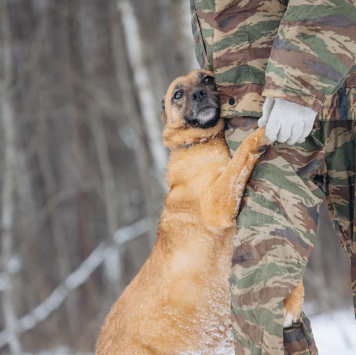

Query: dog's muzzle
(188, 87), (220, 128)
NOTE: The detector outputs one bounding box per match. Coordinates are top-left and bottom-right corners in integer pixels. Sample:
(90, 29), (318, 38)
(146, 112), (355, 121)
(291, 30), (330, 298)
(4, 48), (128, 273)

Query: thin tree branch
(0, 218), (152, 349)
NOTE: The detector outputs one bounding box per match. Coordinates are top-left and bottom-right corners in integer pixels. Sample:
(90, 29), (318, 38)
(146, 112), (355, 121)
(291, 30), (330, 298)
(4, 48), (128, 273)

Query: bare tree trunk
(117, 0), (168, 188)
(173, 0), (197, 71)
(110, 1), (157, 217)
(0, 1), (22, 353)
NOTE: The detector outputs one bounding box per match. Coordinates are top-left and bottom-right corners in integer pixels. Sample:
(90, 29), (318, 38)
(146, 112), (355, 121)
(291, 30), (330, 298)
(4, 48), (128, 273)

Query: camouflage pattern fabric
(263, 1), (356, 113)
(190, 0), (356, 120)
(225, 118), (355, 354)
(283, 312), (318, 355)
(190, 1), (356, 353)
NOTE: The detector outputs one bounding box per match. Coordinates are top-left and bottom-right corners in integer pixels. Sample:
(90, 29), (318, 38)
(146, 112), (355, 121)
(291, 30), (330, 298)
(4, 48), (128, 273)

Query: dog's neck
(165, 129), (230, 192)
(182, 132), (223, 149)
(163, 120), (225, 151)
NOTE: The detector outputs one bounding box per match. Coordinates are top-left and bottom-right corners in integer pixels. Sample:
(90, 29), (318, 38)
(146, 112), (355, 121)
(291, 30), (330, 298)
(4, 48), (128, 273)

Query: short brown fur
(96, 70), (302, 354)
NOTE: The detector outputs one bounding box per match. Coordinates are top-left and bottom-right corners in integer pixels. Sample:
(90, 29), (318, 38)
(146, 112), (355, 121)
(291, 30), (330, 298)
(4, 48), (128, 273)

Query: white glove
(258, 97), (317, 145)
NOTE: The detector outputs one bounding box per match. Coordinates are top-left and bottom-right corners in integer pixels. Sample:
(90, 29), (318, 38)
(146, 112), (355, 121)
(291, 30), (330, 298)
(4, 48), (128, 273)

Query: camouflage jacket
(191, 0), (356, 120)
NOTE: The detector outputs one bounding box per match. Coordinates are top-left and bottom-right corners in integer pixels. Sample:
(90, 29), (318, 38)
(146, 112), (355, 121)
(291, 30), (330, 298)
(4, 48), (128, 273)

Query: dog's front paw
(246, 127), (270, 155)
(283, 280), (304, 327)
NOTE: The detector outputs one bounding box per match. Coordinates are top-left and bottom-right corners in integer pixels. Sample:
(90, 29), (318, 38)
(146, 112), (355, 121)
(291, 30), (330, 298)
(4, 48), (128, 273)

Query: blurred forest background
(0, 0), (352, 354)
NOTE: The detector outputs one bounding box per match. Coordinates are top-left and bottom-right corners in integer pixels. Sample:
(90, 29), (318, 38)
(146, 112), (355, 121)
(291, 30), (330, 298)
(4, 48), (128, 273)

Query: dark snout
(190, 87), (207, 103)
(186, 85), (220, 129)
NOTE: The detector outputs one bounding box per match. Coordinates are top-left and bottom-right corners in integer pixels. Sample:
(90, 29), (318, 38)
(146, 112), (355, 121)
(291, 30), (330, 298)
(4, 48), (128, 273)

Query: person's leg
(283, 312), (318, 355)
(323, 120), (356, 314)
(226, 118), (325, 354)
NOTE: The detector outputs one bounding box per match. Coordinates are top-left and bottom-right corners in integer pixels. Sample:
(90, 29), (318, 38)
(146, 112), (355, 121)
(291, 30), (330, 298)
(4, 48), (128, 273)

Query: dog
(96, 70), (303, 354)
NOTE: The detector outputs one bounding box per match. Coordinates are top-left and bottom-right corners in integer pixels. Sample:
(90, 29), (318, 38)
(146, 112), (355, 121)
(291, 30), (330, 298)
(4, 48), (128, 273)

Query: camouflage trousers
(226, 118), (356, 355)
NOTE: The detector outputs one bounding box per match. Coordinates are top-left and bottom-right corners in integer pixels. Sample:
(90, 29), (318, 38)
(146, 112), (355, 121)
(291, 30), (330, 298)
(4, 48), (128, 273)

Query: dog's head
(161, 70), (223, 149)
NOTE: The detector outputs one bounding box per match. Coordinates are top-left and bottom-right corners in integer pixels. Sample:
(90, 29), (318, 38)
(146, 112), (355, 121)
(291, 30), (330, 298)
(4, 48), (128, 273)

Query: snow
(10, 308), (356, 354)
(309, 308), (356, 355)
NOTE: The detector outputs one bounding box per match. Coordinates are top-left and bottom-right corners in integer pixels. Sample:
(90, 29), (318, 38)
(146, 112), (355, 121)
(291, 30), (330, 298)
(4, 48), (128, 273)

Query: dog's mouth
(197, 107), (217, 123)
(186, 105), (220, 129)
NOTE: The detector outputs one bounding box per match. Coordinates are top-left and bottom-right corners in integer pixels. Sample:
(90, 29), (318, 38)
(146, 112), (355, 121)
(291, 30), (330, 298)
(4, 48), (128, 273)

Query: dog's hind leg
(283, 279), (304, 327)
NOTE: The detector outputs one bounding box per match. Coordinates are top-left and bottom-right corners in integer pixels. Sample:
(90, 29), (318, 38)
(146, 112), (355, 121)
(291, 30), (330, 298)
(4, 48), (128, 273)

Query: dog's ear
(160, 97), (167, 125)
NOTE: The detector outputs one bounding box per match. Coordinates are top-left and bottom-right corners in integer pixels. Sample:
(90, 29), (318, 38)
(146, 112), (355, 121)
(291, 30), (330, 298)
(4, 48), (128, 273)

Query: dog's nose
(190, 88), (207, 102)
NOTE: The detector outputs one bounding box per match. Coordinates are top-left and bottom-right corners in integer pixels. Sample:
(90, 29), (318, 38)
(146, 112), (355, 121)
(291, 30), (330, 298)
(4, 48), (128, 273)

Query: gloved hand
(258, 97), (318, 145)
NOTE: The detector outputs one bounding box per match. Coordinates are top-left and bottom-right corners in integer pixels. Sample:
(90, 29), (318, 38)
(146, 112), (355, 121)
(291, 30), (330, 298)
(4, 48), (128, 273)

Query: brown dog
(96, 70), (302, 354)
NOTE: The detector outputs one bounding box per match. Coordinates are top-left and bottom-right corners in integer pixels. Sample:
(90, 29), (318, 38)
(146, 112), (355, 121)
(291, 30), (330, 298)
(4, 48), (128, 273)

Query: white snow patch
(179, 328), (234, 354)
(18, 309), (355, 355)
(309, 308), (356, 355)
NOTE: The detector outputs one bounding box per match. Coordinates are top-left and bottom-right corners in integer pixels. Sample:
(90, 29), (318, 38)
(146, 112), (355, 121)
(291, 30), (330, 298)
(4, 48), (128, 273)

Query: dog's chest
(158, 246), (234, 354)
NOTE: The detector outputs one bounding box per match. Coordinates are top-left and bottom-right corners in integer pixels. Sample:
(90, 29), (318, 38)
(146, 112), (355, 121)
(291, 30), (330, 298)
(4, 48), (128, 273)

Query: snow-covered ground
(309, 308), (356, 355)
(18, 308), (356, 354)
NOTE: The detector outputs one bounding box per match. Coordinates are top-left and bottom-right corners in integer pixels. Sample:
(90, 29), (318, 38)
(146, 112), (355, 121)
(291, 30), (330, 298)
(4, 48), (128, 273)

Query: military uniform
(191, 0), (356, 354)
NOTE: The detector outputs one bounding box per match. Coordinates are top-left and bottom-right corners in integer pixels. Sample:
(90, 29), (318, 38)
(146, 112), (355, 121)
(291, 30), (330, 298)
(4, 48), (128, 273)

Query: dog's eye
(202, 76), (214, 85)
(173, 90), (183, 100)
